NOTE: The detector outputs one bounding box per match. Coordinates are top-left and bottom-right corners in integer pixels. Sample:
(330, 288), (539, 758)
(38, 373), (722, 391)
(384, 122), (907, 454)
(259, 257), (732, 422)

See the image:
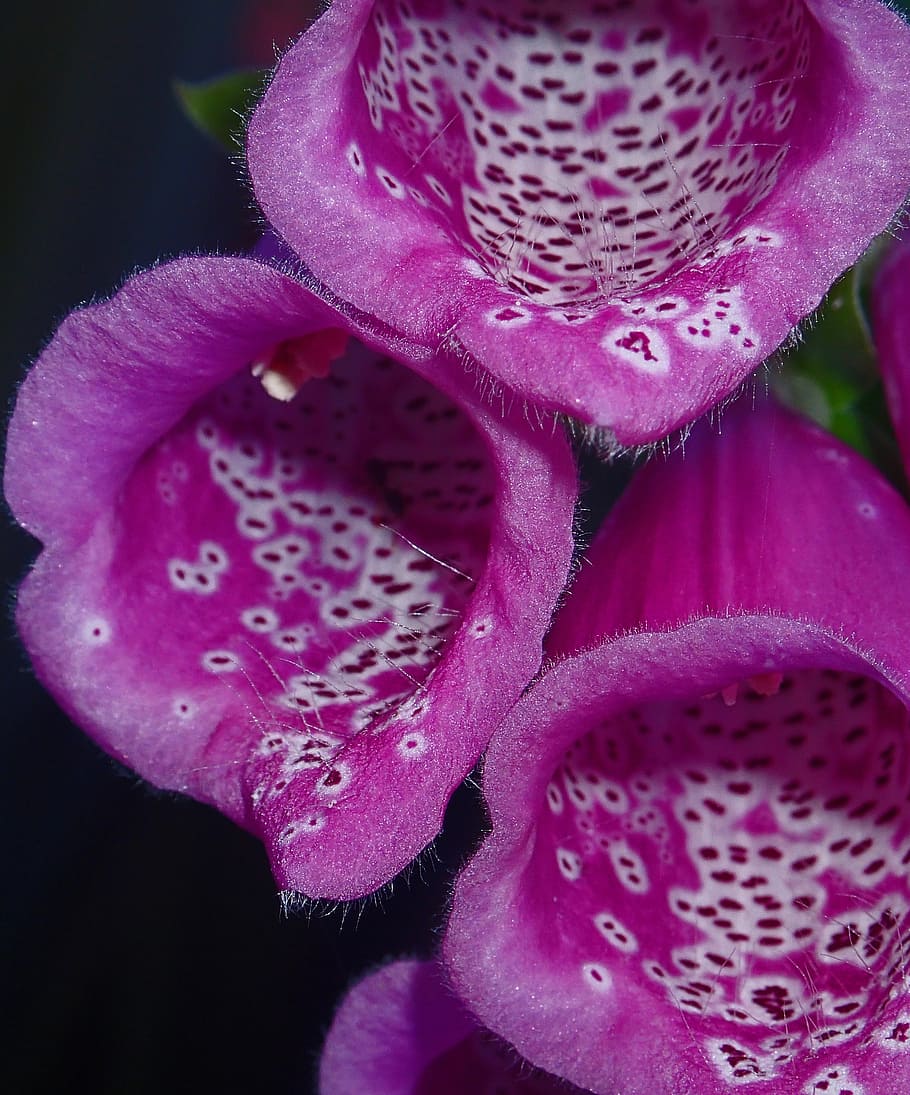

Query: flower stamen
(252, 328), (349, 402)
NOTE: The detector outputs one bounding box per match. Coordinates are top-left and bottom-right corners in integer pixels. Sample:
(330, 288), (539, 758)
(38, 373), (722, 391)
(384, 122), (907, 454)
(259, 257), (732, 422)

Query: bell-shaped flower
(247, 0), (910, 443)
(320, 957), (586, 1093)
(4, 254), (576, 900)
(444, 397), (910, 1092)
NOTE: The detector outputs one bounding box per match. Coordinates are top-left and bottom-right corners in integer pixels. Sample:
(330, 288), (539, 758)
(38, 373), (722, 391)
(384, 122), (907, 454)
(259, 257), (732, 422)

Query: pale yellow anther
(259, 367), (302, 402)
(252, 329), (350, 403)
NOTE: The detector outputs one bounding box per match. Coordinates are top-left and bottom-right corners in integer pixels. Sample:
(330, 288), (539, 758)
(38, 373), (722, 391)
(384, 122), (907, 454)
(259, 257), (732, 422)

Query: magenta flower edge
(319, 958), (585, 1093)
(4, 254), (577, 899)
(248, 0), (910, 442)
(444, 398), (910, 1093)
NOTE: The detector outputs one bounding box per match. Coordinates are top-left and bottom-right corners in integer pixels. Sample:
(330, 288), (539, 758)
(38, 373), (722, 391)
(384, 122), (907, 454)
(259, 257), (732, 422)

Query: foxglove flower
(445, 398), (910, 1092)
(320, 958), (586, 1093)
(247, 0), (910, 443)
(4, 255), (576, 899)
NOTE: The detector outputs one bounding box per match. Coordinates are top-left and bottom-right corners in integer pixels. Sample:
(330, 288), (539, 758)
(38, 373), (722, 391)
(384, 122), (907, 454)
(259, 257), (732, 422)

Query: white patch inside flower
(156, 472), (177, 505)
(803, 1068), (864, 1095)
(270, 625), (315, 654)
(278, 813), (327, 841)
(397, 731), (429, 759)
(706, 1039), (766, 1085)
(708, 226), (783, 261)
(556, 846), (583, 882)
(602, 325), (669, 375)
(878, 1011), (910, 1051)
(593, 778), (629, 815)
(168, 540), (229, 595)
(278, 671), (372, 717)
(346, 140), (367, 177)
(471, 616), (494, 639)
(581, 962), (612, 994)
(376, 167), (406, 199)
(252, 534), (311, 589)
(548, 308), (596, 326)
(486, 304), (533, 327)
(675, 288), (758, 356)
(195, 418), (219, 450)
(461, 256), (486, 278)
(241, 606), (280, 634)
(314, 762), (353, 799)
(172, 697), (196, 720)
(82, 616), (112, 645)
(201, 650), (241, 674)
(593, 911), (639, 954)
(424, 174), (452, 207)
(608, 839), (650, 894)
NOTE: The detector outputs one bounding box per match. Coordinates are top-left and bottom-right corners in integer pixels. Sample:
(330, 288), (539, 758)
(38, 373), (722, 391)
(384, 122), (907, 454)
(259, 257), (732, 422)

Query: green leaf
(772, 255), (907, 491)
(174, 69), (268, 152)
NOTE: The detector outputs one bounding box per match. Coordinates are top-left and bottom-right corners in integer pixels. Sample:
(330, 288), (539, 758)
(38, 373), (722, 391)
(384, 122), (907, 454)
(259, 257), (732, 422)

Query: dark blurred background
(1, 4), (471, 1092)
(9, 4), (910, 1092)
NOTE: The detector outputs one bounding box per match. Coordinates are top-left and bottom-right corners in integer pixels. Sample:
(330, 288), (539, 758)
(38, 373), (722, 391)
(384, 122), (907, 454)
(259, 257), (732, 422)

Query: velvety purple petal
(5, 255), (577, 899)
(872, 237), (910, 474)
(248, 0), (910, 442)
(445, 399), (910, 1093)
(320, 959), (583, 1094)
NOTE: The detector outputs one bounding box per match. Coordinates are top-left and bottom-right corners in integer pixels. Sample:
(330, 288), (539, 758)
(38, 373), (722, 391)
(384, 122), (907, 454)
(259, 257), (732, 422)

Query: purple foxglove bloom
(320, 958), (585, 1093)
(247, 0), (910, 443)
(444, 398), (910, 1093)
(4, 254), (576, 899)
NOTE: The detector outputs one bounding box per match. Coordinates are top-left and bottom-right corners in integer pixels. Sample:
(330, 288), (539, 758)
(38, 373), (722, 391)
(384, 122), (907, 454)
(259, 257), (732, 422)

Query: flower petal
(248, 0), (910, 441)
(320, 958), (583, 1094)
(445, 399), (910, 1092)
(5, 255), (577, 899)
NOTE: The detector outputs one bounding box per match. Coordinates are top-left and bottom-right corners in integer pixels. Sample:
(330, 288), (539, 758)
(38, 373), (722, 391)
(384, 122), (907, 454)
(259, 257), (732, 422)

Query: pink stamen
(720, 683), (739, 707)
(748, 671), (784, 697)
(253, 328), (349, 401)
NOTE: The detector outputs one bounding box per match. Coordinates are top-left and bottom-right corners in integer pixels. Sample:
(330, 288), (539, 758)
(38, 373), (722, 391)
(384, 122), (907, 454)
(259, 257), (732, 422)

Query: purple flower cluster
(8, 1), (910, 1092)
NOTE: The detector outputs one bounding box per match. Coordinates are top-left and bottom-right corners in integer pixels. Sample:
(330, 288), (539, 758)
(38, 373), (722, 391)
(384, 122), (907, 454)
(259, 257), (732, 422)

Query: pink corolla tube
(319, 958), (586, 1094)
(445, 397), (910, 1093)
(4, 254), (576, 900)
(248, 0), (910, 443)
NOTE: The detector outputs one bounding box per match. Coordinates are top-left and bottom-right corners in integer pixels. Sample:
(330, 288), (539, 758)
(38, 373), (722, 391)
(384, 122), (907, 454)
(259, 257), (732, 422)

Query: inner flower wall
(103, 341), (493, 808)
(352, 0), (814, 307)
(534, 668), (910, 1084)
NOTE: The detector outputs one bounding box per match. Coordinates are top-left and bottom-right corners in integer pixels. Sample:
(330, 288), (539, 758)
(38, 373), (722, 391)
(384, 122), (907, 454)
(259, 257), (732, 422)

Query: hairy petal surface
(320, 959), (583, 1094)
(5, 255), (576, 899)
(248, 0), (910, 441)
(445, 399), (910, 1093)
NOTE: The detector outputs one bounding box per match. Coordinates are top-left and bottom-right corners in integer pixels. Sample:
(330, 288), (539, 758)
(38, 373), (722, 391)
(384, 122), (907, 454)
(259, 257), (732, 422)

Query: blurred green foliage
(773, 245), (906, 492)
(175, 69), (267, 151)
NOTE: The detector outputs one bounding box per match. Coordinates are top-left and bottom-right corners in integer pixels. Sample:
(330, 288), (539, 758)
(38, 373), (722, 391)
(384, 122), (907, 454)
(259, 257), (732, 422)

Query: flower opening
(5, 255), (577, 900)
(444, 399), (910, 1092)
(249, 0), (910, 440)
